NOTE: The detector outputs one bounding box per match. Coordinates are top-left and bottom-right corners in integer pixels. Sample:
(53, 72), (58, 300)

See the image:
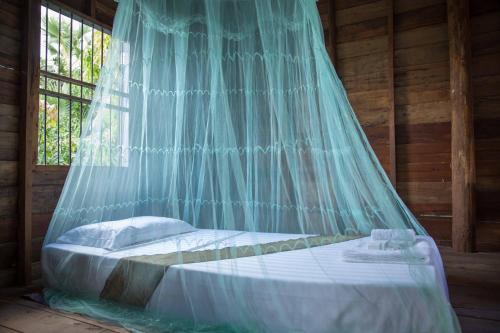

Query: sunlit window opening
(38, 2), (112, 165)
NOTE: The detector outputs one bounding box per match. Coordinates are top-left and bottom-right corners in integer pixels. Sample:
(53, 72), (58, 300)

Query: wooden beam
(95, 1), (116, 19)
(387, 0), (396, 185)
(447, 0), (475, 252)
(47, 0), (113, 32)
(90, 0), (96, 19)
(18, 0), (41, 285)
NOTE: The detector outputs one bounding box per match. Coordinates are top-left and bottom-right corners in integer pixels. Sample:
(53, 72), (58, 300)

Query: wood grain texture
(18, 0), (41, 285)
(0, 298), (129, 333)
(0, 0), (23, 288)
(2, 0), (500, 291)
(447, 0), (476, 252)
(332, 0), (457, 245)
(470, 3), (500, 251)
(387, 0), (396, 185)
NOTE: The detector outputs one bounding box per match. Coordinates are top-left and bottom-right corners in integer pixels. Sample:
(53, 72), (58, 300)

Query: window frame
(34, 0), (114, 171)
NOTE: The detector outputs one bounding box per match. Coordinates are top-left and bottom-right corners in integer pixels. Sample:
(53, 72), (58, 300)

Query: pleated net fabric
(42, 0), (460, 332)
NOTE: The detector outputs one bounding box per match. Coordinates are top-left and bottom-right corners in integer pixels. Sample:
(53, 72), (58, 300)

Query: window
(38, 2), (112, 165)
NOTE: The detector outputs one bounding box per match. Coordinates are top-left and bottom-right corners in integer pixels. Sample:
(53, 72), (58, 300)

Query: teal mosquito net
(42, 0), (461, 332)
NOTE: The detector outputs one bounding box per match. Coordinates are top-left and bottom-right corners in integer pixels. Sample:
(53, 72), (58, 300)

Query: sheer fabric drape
(42, 1), (460, 332)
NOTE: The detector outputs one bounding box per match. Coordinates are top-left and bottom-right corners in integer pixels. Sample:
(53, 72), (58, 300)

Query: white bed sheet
(42, 230), (450, 333)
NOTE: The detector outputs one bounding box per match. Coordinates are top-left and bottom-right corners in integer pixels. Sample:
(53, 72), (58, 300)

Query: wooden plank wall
(320, 0), (453, 245)
(471, 1), (500, 251)
(0, 0), (498, 287)
(394, 0), (452, 245)
(0, 0), (23, 288)
(327, 0), (394, 179)
(31, 168), (65, 279)
(321, 0), (500, 250)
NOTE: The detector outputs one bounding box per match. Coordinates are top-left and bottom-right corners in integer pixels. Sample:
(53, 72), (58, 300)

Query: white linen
(342, 240), (432, 264)
(367, 239), (389, 250)
(42, 231), (449, 333)
(371, 228), (416, 242)
(55, 216), (196, 250)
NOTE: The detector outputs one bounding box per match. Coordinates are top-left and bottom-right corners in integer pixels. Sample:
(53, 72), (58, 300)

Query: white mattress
(42, 230), (450, 333)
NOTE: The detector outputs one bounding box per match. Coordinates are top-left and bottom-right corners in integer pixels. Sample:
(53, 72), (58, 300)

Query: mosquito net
(41, 0), (460, 332)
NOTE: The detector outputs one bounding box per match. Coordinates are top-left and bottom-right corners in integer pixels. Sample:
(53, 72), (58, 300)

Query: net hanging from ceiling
(41, 0), (460, 332)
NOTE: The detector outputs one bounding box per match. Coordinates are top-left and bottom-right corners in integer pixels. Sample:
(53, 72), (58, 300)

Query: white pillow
(56, 216), (196, 250)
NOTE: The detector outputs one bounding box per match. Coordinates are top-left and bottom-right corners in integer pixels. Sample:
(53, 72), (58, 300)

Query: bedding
(42, 230), (450, 333)
(101, 234), (359, 307)
(342, 239), (432, 264)
(56, 216), (196, 250)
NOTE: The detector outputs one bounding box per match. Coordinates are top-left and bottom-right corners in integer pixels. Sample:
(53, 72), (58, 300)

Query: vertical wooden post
(90, 0), (97, 19)
(447, 0), (475, 252)
(328, 0), (336, 67)
(18, 0), (40, 285)
(387, 0), (396, 185)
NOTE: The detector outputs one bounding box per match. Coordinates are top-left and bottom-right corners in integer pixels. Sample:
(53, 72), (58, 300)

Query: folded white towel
(371, 229), (416, 242)
(367, 240), (389, 250)
(342, 240), (431, 264)
(387, 240), (414, 250)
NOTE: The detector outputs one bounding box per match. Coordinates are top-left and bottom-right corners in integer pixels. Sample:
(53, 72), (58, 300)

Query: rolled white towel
(342, 240), (431, 264)
(371, 229), (416, 242)
(413, 240), (432, 257)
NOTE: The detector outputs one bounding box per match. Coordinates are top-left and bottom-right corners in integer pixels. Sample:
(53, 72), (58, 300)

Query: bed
(42, 228), (450, 333)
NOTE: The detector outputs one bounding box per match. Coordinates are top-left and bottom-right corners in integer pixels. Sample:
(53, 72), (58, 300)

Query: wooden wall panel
(31, 168), (65, 270)
(1, 0), (499, 288)
(448, 0), (475, 252)
(328, 0), (499, 249)
(333, 0), (392, 175)
(0, 0), (23, 287)
(329, 0), (453, 245)
(471, 1), (500, 251)
(394, 0), (452, 245)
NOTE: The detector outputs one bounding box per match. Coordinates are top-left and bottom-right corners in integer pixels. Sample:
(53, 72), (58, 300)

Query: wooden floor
(440, 247), (500, 333)
(0, 298), (128, 333)
(0, 247), (499, 333)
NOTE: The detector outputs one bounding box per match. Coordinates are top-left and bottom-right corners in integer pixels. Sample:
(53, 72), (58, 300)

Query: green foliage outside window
(38, 6), (111, 165)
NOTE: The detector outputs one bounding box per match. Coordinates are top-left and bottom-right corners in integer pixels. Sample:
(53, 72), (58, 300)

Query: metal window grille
(38, 2), (113, 166)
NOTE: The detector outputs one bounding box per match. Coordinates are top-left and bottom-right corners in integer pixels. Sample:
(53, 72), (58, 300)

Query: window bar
(41, 70), (96, 89)
(97, 27), (103, 165)
(38, 6), (111, 166)
(58, 9), (61, 74)
(101, 26), (104, 68)
(57, 98), (60, 165)
(44, 4), (48, 165)
(102, 27), (110, 166)
(80, 18), (84, 164)
(91, 25), (94, 85)
(57, 8), (62, 165)
(43, 95), (47, 165)
(41, 96), (46, 165)
(69, 13), (73, 163)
